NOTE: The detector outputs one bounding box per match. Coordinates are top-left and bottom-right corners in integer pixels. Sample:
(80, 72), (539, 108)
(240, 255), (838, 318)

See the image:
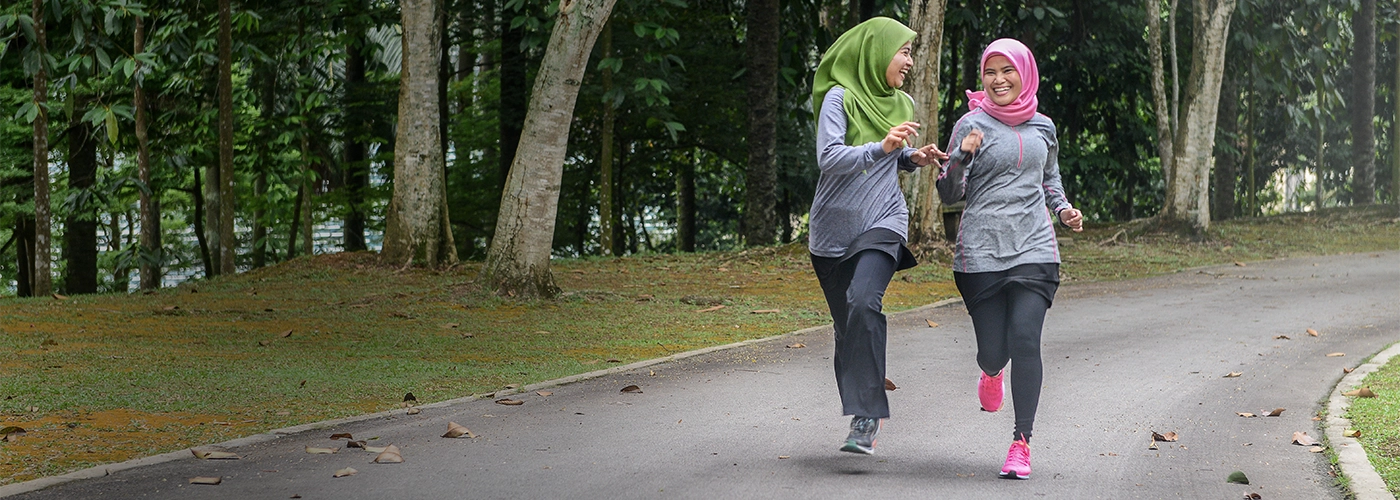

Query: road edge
(0, 298), (963, 498)
(1327, 340), (1400, 500)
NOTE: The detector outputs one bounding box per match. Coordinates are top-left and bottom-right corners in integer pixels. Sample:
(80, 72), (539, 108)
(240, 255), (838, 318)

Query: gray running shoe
(839, 416), (880, 455)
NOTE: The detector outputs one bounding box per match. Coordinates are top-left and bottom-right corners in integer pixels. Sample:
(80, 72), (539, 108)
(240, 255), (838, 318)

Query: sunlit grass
(1346, 349), (1400, 496)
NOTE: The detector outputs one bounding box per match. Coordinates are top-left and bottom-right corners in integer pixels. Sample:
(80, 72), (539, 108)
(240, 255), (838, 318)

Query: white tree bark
(1146, 0), (1175, 192)
(383, 0), (458, 267)
(1163, 0), (1236, 234)
(901, 0), (948, 249)
(485, 0), (619, 298)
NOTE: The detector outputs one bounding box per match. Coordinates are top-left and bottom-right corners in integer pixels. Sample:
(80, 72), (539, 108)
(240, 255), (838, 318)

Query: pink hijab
(965, 38), (1039, 126)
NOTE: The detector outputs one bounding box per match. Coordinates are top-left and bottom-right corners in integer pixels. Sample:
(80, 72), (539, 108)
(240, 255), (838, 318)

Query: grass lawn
(0, 205), (1397, 484)
(1346, 348), (1400, 496)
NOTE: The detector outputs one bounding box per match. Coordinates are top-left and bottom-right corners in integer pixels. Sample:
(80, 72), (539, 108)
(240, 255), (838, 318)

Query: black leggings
(812, 249), (898, 419)
(955, 265), (1057, 442)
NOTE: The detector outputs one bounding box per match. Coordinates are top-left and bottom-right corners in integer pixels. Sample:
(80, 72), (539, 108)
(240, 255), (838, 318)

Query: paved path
(8, 252), (1400, 499)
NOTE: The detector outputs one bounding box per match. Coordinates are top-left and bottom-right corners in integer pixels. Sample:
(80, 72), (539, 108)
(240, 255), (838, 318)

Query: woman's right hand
(882, 122), (921, 154)
(960, 129), (984, 153)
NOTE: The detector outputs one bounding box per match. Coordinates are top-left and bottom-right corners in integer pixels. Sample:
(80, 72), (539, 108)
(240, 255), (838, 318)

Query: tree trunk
(743, 0), (779, 247)
(1393, 21), (1400, 207)
(136, 14), (162, 290)
(110, 211), (128, 293)
(31, 0), (52, 297)
(598, 21), (616, 256)
(677, 149), (696, 252)
(64, 97), (99, 294)
(1212, 66), (1238, 220)
(218, 0), (236, 275)
(1163, 0), (1236, 235)
(1169, 0), (1181, 130)
(344, 28), (369, 252)
(287, 183), (303, 259)
(1350, 0), (1376, 204)
(383, 0), (459, 268)
(484, 0), (619, 298)
(902, 0), (948, 253)
(193, 168), (214, 276)
(1146, 0), (1176, 201)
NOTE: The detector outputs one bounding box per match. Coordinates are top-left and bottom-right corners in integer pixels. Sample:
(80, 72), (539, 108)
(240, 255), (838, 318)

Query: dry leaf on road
(191, 449), (240, 460)
(1326, 352), (1346, 357)
(495, 399), (524, 405)
(1151, 431), (1178, 442)
(305, 447), (339, 454)
(1274, 335), (1290, 340)
(884, 378), (897, 391)
(333, 467), (357, 478)
(373, 445), (403, 463)
(1236, 412), (1257, 418)
(189, 476), (222, 485)
(620, 385), (642, 394)
(1224, 372), (1242, 378)
(536, 391), (553, 397)
(329, 433), (353, 440)
(787, 343), (805, 349)
(1291, 431), (1319, 446)
(1264, 408), (1286, 417)
(1307, 328), (1319, 337)
(443, 422), (477, 439)
(926, 319), (939, 328)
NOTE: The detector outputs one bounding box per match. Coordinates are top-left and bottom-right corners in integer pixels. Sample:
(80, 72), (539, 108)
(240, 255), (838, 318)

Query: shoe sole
(839, 440), (875, 455)
(998, 470), (1030, 479)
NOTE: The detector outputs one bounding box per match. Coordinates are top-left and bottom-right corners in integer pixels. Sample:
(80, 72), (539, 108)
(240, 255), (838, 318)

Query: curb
(0, 298), (963, 498)
(1327, 341), (1400, 500)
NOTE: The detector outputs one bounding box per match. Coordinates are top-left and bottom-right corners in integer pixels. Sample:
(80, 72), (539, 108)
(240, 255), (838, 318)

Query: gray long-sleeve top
(808, 87), (921, 258)
(936, 109), (1071, 273)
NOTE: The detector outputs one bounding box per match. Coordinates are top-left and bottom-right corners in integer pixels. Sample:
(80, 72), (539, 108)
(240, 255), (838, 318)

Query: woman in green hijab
(808, 16), (946, 455)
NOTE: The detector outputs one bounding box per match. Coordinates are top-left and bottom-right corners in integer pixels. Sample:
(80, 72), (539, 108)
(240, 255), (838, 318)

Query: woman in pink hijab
(936, 38), (1084, 480)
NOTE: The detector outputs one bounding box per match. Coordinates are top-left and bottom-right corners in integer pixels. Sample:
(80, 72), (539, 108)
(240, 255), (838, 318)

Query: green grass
(1346, 347), (1400, 496)
(0, 205), (1397, 484)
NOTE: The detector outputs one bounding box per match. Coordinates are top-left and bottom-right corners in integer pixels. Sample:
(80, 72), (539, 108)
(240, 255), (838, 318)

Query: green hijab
(812, 17), (917, 146)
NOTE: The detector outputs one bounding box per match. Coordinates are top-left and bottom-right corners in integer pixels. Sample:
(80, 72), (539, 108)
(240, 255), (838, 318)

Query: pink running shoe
(1000, 438), (1031, 479)
(978, 370), (1004, 412)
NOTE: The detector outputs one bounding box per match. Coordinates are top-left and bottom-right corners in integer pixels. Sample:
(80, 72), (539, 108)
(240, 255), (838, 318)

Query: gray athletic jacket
(936, 109), (1071, 273)
(808, 87), (920, 259)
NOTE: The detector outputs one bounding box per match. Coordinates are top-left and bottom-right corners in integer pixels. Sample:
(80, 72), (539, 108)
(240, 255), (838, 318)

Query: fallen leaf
(373, 445), (403, 463)
(1344, 429), (1362, 438)
(1326, 352), (1346, 357)
(305, 446), (339, 454)
(442, 422), (477, 439)
(1309, 446), (1325, 453)
(1151, 431), (1179, 442)
(403, 393), (417, 402)
(51, 293), (69, 300)
(884, 378), (897, 391)
(926, 319), (939, 328)
(257, 340), (271, 347)
(1264, 408), (1286, 417)
(1237, 412), (1257, 418)
(442, 323), (460, 329)
(406, 407), (421, 415)
(279, 329), (293, 338)
(1343, 367), (1354, 374)
(606, 358), (621, 363)
(778, 455), (790, 459)
(1244, 493), (1261, 500)
(1227, 471), (1250, 484)
(786, 343), (806, 349)
(697, 305), (725, 313)
(362, 446), (389, 453)
(1307, 328), (1319, 337)
(189, 476), (222, 485)
(1224, 372), (1242, 378)
(329, 433), (353, 440)
(1342, 387), (1377, 398)
(620, 385), (642, 394)
(162, 305), (178, 310)
(536, 391), (553, 397)
(1274, 335), (1290, 340)
(495, 399), (524, 405)
(1292, 431), (1319, 446)
(1233, 262), (1246, 267)
(333, 467), (357, 478)
(346, 440), (368, 449)
(1148, 441), (1158, 450)
(191, 449), (240, 460)
(0, 427), (27, 441)
(751, 309), (780, 314)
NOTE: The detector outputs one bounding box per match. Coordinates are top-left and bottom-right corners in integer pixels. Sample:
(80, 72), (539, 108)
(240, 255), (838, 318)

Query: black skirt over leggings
(954, 263), (1059, 441)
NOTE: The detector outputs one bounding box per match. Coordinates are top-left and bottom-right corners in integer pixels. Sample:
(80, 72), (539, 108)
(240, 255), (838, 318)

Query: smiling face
(885, 42), (914, 89)
(981, 55), (1022, 106)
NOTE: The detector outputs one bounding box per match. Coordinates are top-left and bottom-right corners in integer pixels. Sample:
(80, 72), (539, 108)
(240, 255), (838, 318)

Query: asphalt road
(10, 251), (1400, 500)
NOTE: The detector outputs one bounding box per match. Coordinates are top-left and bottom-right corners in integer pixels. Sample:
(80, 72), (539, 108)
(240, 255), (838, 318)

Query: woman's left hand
(909, 143), (950, 167)
(1058, 208), (1084, 232)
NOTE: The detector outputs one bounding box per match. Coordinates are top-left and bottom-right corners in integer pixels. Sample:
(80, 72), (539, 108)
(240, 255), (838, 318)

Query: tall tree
(742, 0), (778, 246)
(217, 0), (236, 274)
(135, 13), (161, 290)
(902, 0), (948, 251)
(63, 97), (98, 294)
(1212, 63), (1239, 220)
(1146, 0), (1175, 199)
(597, 20), (617, 256)
(343, 22), (369, 252)
(31, 0), (52, 297)
(1151, 0), (1237, 234)
(383, 0), (459, 267)
(1349, 0), (1376, 204)
(485, 0), (620, 298)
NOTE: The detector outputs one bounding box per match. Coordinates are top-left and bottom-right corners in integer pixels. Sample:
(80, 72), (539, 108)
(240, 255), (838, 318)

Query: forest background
(0, 0), (1397, 296)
